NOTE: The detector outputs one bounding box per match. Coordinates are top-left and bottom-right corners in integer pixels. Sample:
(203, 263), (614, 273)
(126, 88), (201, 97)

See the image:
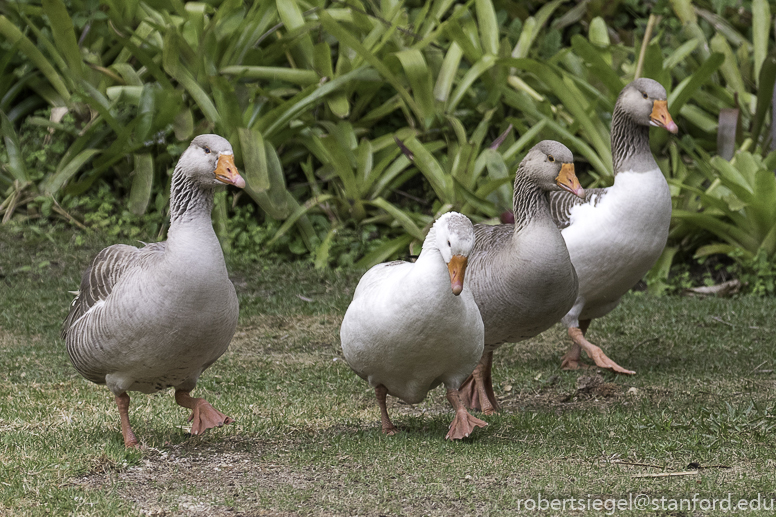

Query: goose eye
(447, 240), (451, 247)
(547, 155), (555, 162)
(641, 92), (648, 99)
(203, 146), (211, 154)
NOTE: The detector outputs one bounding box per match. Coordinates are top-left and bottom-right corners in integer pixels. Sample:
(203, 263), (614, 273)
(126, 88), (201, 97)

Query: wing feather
(548, 188), (608, 229)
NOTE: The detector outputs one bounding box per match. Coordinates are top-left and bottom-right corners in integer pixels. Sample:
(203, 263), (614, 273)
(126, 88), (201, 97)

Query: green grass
(2, 224), (776, 516)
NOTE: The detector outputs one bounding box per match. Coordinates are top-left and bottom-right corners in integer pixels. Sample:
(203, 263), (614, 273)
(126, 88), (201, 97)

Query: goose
(62, 134), (245, 447)
(340, 212), (487, 440)
(459, 141), (585, 415)
(548, 78), (677, 374)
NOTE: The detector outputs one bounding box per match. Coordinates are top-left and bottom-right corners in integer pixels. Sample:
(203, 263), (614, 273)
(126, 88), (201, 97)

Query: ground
(1, 226), (776, 516)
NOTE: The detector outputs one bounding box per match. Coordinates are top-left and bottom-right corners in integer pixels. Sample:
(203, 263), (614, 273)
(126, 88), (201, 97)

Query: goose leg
(458, 352), (500, 415)
(115, 393), (139, 448)
(374, 385), (398, 435)
(174, 390), (234, 435)
(445, 388), (487, 440)
(562, 320), (635, 375)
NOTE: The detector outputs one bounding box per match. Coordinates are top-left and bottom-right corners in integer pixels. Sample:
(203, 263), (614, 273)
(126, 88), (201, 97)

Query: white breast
(561, 168), (671, 320)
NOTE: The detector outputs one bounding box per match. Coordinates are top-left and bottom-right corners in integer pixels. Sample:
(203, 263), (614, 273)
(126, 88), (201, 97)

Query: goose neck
(169, 173), (215, 230)
(611, 103), (652, 174)
(512, 172), (550, 234)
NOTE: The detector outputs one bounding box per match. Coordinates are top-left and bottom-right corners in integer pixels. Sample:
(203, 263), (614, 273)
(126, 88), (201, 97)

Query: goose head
(521, 140), (584, 198)
(180, 134), (246, 188)
(432, 212), (475, 296)
(618, 78), (678, 134)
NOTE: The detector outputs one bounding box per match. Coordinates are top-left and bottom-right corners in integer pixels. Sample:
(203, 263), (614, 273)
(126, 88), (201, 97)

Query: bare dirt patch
(74, 436), (311, 516)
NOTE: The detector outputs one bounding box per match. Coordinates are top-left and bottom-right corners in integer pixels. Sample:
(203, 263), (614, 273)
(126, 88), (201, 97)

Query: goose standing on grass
(459, 141), (585, 415)
(548, 78), (677, 375)
(62, 134), (245, 448)
(340, 212), (487, 440)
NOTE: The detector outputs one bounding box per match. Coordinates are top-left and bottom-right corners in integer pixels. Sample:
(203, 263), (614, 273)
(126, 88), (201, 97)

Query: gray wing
(548, 188), (608, 229)
(61, 242), (166, 339)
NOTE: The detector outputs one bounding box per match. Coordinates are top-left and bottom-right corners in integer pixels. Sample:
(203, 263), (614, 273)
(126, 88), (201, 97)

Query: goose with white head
(459, 141), (585, 415)
(548, 78), (677, 374)
(340, 212), (487, 440)
(62, 134), (245, 447)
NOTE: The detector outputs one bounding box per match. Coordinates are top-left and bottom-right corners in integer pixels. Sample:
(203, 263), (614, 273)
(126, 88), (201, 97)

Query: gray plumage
(62, 134), (241, 397)
(466, 140), (579, 350)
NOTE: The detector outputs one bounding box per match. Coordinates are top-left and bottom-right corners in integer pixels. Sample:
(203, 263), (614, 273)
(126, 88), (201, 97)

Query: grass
(1, 223), (776, 516)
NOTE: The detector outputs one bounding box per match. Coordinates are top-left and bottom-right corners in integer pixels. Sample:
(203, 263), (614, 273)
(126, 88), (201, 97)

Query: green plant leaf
(128, 153), (153, 215)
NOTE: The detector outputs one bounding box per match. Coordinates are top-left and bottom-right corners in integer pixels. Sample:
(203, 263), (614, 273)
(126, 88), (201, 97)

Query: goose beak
(448, 255), (468, 296)
(215, 154), (246, 188)
(650, 100), (678, 134)
(556, 163), (585, 198)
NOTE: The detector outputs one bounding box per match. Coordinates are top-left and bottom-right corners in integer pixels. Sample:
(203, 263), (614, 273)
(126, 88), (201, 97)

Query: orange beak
(448, 255), (468, 296)
(555, 162), (584, 199)
(214, 154), (246, 188)
(650, 100), (678, 134)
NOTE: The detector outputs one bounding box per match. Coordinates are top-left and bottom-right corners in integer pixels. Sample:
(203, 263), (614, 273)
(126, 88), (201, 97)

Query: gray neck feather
(512, 170), (549, 234)
(169, 170), (214, 227)
(611, 101), (653, 174)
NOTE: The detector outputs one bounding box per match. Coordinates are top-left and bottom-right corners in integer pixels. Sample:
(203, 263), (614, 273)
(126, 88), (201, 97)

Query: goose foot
(175, 390), (234, 435)
(458, 352), (500, 415)
(375, 385), (399, 435)
(115, 393), (140, 448)
(445, 388), (487, 440)
(565, 326), (635, 375)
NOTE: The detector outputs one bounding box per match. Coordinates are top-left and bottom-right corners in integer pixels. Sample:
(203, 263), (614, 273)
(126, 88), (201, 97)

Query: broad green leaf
(433, 42), (462, 102)
(41, 0), (83, 79)
(355, 233), (413, 269)
(474, 0), (498, 56)
(753, 0), (771, 86)
(319, 11), (422, 124)
(275, 0), (313, 69)
(710, 33), (746, 101)
(751, 50), (776, 146)
(0, 110), (28, 182)
(370, 198), (425, 241)
(668, 53), (724, 114)
(570, 35), (623, 96)
(43, 149), (101, 195)
(268, 194), (334, 245)
(394, 49), (436, 128)
(220, 66), (320, 85)
(313, 42), (349, 118)
(0, 16), (70, 102)
(237, 128), (270, 191)
(402, 137), (454, 202)
(448, 53), (497, 113)
(128, 153), (153, 215)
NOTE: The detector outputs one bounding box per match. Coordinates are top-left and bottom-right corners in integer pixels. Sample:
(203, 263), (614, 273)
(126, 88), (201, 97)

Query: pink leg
(374, 385), (398, 435)
(115, 393), (140, 448)
(174, 390), (234, 435)
(458, 352), (500, 415)
(561, 320), (635, 375)
(445, 388), (487, 440)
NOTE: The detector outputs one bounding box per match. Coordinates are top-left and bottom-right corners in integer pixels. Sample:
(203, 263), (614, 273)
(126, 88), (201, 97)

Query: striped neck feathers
(512, 169), (550, 234)
(169, 170), (215, 227)
(611, 100), (654, 174)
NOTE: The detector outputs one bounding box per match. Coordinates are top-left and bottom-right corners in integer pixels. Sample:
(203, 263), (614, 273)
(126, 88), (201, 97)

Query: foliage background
(2, 0), (776, 291)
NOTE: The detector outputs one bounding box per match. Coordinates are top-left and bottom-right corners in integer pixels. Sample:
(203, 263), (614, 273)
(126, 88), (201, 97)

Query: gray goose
(62, 134), (245, 447)
(459, 141), (584, 415)
(340, 212), (486, 440)
(548, 78), (677, 374)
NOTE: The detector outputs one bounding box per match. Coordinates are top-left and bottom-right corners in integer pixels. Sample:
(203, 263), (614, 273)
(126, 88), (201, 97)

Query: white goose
(548, 78), (677, 374)
(459, 141), (585, 415)
(340, 212), (487, 440)
(62, 134), (245, 447)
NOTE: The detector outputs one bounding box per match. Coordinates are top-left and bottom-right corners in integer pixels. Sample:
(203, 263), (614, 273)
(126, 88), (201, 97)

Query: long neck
(167, 172), (219, 255)
(512, 170), (550, 234)
(169, 173), (214, 227)
(611, 101), (653, 174)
